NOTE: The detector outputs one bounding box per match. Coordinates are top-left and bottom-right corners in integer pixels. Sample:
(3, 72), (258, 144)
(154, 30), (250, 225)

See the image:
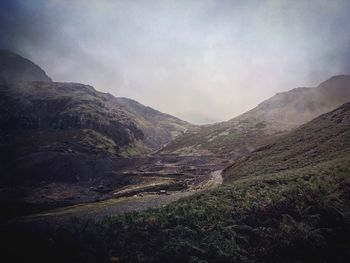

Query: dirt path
(20, 191), (192, 223)
(20, 170), (223, 223)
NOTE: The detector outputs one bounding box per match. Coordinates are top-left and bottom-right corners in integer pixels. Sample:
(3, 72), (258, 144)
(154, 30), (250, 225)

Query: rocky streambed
(20, 169), (223, 223)
(6, 155), (227, 223)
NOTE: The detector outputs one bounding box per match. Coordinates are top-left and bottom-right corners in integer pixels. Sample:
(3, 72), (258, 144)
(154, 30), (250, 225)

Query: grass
(223, 104), (350, 181)
(80, 129), (117, 155)
(160, 119), (276, 156)
(24, 194), (155, 218)
(3, 154), (350, 263)
(3, 104), (350, 262)
(119, 140), (149, 157)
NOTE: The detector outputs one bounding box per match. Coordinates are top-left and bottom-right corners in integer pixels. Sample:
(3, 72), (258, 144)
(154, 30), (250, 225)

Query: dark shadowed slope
(0, 81), (144, 185)
(223, 101), (350, 181)
(161, 75), (350, 158)
(0, 52), (193, 186)
(0, 50), (52, 83)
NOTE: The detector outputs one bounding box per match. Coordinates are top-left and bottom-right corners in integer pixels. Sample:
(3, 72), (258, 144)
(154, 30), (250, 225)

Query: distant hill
(160, 75), (350, 158)
(0, 52), (193, 185)
(115, 97), (193, 151)
(0, 50), (52, 83)
(223, 101), (350, 181)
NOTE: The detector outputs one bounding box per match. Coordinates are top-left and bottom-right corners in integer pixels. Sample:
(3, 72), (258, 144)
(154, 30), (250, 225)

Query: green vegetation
(2, 51), (350, 262)
(79, 129), (117, 155)
(223, 102), (350, 181)
(119, 140), (149, 157)
(160, 120), (278, 157)
(3, 103), (350, 263)
(3, 155), (350, 263)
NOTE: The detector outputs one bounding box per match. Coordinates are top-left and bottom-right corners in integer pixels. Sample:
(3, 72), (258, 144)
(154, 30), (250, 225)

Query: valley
(20, 168), (224, 222)
(1, 51), (350, 222)
(1, 50), (350, 263)
(7, 155), (227, 222)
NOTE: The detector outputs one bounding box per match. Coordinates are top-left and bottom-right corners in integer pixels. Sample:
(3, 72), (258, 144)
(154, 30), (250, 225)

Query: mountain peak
(0, 49), (52, 84)
(316, 73), (349, 87)
(161, 75), (350, 157)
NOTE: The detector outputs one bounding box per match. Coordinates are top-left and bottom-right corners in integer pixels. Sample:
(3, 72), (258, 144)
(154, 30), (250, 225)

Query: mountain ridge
(223, 100), (350, 181)
(0, 50), (52, 83)
(0, 51), (194, 186)
(160, 75), (350, 158)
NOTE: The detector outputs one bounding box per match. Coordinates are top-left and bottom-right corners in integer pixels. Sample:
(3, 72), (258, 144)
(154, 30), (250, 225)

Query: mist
(1, 0), (350, 124)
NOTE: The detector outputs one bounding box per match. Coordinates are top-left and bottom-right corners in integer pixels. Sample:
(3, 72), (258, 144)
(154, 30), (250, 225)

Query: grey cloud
(1, 0), (350, 124)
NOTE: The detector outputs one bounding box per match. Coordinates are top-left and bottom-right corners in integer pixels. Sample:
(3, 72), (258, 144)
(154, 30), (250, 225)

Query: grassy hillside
(4, 103), (350, 263)
(161, 75), (350, 158)
(223, 101), (350, 181)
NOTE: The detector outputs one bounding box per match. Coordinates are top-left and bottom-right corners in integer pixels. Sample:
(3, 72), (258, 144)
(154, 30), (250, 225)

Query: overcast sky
(1, 0), (350, 124)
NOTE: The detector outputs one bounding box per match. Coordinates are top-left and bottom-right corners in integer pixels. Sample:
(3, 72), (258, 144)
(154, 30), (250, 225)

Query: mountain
(2, 51), (350, 262)
(0, 50), (52, 83)
(160, 75), (350, 158)
(7, 102), (350, 263)
(114, 97), (193, 151)
(223, 101), (350, 181)
(0, 52), (193, 186)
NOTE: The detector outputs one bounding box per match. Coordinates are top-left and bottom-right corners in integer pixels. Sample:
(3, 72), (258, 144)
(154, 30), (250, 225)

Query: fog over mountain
(2, 2), (350, 261)
(1, 0), (350, 123)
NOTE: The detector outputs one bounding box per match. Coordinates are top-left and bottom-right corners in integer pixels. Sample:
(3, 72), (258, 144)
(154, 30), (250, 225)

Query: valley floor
(2, 155), (227, 224)
(17, 169), (223, 223)
(2, 154), (349, 263)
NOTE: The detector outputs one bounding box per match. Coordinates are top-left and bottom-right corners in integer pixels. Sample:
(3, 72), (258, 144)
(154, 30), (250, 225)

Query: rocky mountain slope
(114, 97), (193, 152)
(223, 101), (350, 181)
(0, 50), (52, 83)
(0, 51), (193, 186)
(160, 75), (350, 158)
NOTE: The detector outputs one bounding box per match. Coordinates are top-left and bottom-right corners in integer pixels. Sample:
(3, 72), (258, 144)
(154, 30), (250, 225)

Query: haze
(1, 0), (350, 124)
